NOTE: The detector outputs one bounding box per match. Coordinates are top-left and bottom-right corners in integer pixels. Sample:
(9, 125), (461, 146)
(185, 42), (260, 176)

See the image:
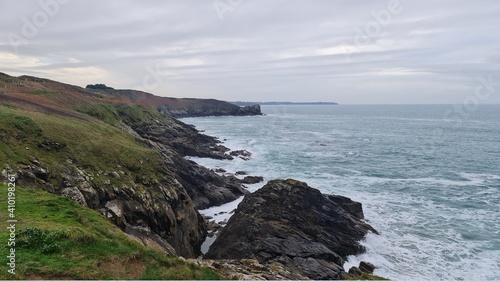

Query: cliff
(0, 72), (378, 280)
(0, 185), (223, 280)
(0, 73), (251, 258)
(205, 179), (378, 280)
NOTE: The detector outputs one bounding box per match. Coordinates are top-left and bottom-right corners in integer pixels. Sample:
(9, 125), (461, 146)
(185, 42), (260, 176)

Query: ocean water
(182, 105), (500, 281)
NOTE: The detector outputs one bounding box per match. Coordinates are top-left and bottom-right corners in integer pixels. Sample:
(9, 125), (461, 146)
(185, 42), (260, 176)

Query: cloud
(0, 0), (499, 104)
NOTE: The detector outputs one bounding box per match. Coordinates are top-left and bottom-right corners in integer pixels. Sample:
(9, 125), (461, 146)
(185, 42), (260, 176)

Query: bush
(17, 227), (69, 254)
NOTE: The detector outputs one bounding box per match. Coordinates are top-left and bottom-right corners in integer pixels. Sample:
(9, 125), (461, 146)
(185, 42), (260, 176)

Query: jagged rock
(327, 194), (365, 219)
(340, 271), (352, 280)
(60, 187), (88, 207)
(205, 179), (377, 280)
(235, 171), (247, 175)
(52, 165), (206, 258)
(230, 150), (252, 160)
(191, 259), (309, 280)
(78, 181), (99, 209)
(131, 119), (249, 209)
(33, 166), (49, 181)
(214, 168), (226, 173)
(235, 104), (262, 116)
(125, 225), (177, 256)
(359, 261), (376, 273)
(135, 119), (232, 160)
(241, 176), (264, 184)
(29, 156), (40, 166)
(348, 266), (363, 276)
(173, 159), (248, 209)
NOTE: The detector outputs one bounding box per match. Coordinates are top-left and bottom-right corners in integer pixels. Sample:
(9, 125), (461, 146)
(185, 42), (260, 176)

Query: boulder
(229, 150), (252, 160)
(60, 187), (88, 207)
(348, 266), (363, 276)
(241, 176), (264, 184)
(359, 261), (376, 273)
(205, 179), (377, 280)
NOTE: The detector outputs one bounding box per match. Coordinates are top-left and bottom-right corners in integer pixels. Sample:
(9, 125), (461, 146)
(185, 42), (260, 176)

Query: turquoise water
(183, 105), (500, 280)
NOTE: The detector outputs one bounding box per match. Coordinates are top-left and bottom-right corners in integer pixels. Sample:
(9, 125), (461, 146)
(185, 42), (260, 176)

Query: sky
(1, 0), (499, 104)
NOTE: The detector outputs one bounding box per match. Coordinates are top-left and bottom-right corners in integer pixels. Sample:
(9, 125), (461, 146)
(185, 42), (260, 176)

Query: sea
(181, 104), (500, 281)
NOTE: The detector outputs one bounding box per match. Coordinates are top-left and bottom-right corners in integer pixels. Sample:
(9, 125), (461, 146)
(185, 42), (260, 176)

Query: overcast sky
(1, 0), (499, 104)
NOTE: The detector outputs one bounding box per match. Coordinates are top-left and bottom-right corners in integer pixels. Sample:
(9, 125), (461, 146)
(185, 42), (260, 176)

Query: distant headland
(232, 101), (339, 106)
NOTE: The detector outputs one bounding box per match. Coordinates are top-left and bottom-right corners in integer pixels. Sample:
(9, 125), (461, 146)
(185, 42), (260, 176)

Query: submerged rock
(205, 179), (377, 280)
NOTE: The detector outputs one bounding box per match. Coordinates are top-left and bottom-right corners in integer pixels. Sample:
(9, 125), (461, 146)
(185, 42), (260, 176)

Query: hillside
(0, 73), (260, 279)
(0, 73), (261, 118)
(0, 185), (222, 280)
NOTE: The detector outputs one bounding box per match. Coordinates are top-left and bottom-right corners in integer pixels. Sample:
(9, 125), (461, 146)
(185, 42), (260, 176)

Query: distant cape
(232, 101), (338, 106)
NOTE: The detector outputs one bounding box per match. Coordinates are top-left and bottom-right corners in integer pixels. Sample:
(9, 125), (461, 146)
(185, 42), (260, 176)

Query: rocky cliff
(0, 73), (378, 280)
(0, 73), (251, 258)
(205, 179), (378, 280)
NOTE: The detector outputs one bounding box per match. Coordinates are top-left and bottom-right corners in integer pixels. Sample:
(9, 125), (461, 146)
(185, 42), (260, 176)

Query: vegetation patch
(0, 106), (163, 184)
(29, 90), (55, 97)
(348, 273), (390, 280)
(0, 185), (224, 280)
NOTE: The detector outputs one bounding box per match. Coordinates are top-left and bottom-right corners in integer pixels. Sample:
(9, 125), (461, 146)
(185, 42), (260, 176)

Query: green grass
(348, 273), (390, 280)
(0, 185), (224, 280)
(75, 103), (168, 128)
(75, 103), (120, 126)
(0, 106), (163, 185)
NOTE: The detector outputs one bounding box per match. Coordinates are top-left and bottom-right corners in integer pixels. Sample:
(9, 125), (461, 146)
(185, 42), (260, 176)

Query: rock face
(5, 112), (250, 258)
(135, 118), (233, 160)
(190, 259), (310, 280)
(132, 119), (249, 209)
(205, 179), (377, 280)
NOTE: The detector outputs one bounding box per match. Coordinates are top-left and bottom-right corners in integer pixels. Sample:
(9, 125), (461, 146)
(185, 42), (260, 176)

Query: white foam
(199, 196), (244, 225)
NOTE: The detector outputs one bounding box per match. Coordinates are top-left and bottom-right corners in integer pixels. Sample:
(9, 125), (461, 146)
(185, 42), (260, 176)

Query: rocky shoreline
(0, 73), (380, 279)
(204, 179), (378, 280)
(3, 108), (381, 279)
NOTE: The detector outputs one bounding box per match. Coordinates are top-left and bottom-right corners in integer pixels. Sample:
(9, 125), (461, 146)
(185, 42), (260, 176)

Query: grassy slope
(0, 185), (223, 280)
(0, 103), (164, 184)
(0, 104), (225, 279)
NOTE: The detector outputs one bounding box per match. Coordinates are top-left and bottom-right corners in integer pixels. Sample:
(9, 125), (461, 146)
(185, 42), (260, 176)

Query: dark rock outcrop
(134, 118), (233, 160)
(359, 261), (376, 273)
(130, 118), (249, 209)
(234, 104), (262, 116)
(173, 159), (249, 209)
(241, 176), (264, 184)
(5, 113), (250, 258)
(205, 179), (377, 280)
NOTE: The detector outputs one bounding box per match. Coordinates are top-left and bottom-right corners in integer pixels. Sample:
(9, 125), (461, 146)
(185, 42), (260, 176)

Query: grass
(29, 90), (55, 97)
(75, 103), (168, 128)
(348, 273), (390, 280)
(0, 185), (224, 280)
(0, 105), (163, 186)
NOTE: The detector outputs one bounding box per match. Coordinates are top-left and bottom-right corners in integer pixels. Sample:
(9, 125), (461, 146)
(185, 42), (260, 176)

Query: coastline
(182, 118), (383, 280)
